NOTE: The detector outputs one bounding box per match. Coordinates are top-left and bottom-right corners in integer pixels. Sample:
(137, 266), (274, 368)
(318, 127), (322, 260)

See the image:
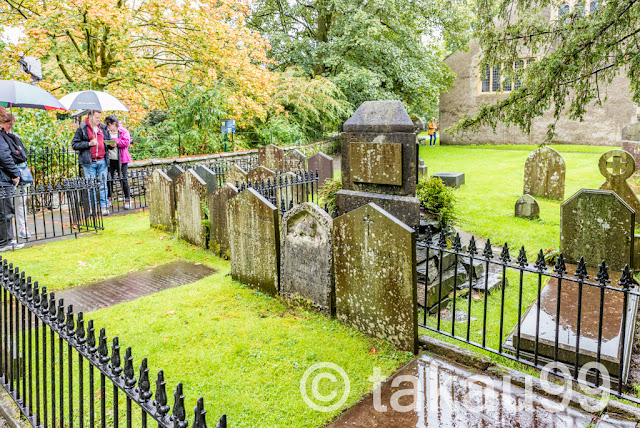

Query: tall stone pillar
(336, 100), (420, 228)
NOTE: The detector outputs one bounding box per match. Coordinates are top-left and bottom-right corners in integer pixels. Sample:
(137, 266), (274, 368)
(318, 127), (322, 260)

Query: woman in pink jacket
(105, 115), (133, 210)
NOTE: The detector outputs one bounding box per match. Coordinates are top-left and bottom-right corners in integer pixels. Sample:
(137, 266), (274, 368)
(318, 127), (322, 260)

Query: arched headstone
(523, 146), (566, 200)
(281, 203), (334, 313)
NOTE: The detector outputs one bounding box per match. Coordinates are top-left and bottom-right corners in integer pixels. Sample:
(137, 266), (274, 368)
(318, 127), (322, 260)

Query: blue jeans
(83, 159), (108, 209)
(430, 133), (437, 146)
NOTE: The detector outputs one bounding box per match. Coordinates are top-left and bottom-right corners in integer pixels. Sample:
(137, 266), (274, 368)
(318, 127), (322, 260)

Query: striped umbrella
(59, 90), (129, 112)
(0, 80), (66, 110)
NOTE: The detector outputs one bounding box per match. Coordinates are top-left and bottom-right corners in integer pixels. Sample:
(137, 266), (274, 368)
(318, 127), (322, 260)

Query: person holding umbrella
(71, 110), (111, 214)
(1, 113), (32, 239)
(0, 106), (22, 251)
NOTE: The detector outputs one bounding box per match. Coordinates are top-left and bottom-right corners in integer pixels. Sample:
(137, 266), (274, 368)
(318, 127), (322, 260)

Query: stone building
(439, 1), (639, 146)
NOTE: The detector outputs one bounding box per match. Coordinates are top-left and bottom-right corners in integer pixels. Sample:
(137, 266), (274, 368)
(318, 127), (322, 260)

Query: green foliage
(416, 176), (457, 229)
(12, 110), (73, 148)
(319, 177), (342, 214)
(452, 0), (640, 139)
(248, 0), (473, 115)
(131, 83), (230, 158)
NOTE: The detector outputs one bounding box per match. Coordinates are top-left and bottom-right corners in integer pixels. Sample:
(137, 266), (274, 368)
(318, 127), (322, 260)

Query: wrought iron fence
(104, 169), (151, 215)
(418, 230), (640, 404)
(27, 146), (80, 186)
(236, 170), (320, 215)
(0, 259), (227, 427)
(1, 178), (104, 248)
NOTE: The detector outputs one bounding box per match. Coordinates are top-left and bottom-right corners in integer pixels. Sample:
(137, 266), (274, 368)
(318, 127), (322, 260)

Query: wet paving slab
(55, 260), (217, 313)
(328, 354), (603, 428)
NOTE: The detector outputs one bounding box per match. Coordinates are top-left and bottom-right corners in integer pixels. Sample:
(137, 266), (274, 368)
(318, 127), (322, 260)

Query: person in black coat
(2, 113), (31, 239)
(0, 107), (21, 250)
(71, 110), (111, 214)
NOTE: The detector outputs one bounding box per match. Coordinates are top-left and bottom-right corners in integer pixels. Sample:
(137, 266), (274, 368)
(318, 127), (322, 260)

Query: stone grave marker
(334, 203), (418, 352)
(258, 144), (284, 171)
(308, 152), (334, 190)
(226, 164), (248, 187)
(514, 194), (540, 219)
(513, 265), (638, 383)
(432, 172), (465, 188)
(560, 189), (634, 271)
(337, 100), (420, 228)
(207, 183), (238, 257)
(227, 188), (280, 295)
(281, 203), (334, 313)
(284, 149), (307, 171)
(248, 165), (276, 185)
(148, 169), (175, 230)
(194, 165), (218, 195)
(523, 146), (566, 200)
(175, 170), (208, 248)
(166, 165), (185, 182)
(598, 149), (640, 228)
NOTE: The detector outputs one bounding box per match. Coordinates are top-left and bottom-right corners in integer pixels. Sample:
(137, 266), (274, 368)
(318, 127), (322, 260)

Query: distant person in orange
(428, 117), (438, 146)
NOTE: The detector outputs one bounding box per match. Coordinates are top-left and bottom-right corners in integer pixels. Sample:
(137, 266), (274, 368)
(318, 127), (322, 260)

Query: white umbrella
(59, 90), (129, 112)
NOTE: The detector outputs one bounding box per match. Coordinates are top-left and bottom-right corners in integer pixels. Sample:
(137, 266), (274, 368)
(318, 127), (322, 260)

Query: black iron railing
(1, 178), (104, 248)
(0, 260), (227, 427)
(236, 170), (320, 215)
(104, 169), (150, 215)
(419, 230), (640, 404)
(27, 146), (80, 186)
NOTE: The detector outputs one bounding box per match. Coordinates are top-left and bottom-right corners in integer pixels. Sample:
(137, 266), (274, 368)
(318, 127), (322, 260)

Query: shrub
(416, 176), (456, 229)
(319, 177), (342, 215)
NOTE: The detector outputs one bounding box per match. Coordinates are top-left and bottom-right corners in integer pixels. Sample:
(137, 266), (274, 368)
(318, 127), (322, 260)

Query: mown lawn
(4, 212), (414, 428)
(419, 143), (613, 252)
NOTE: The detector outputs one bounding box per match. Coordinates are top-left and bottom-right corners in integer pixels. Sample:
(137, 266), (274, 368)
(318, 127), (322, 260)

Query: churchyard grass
(5, 211), (414, 427)
(6, 211), (220, 291)
(419, 144), (612, 251)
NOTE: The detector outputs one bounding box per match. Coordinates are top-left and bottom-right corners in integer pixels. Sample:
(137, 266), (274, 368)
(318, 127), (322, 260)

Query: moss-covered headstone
(175, 169), (208, 248)
(148, 169), (175, 231)
(207, 183), (238, 257)
(334, 203), (417, 352)
(258, 144), (284, 171)
(227, 188), (280, 295)
(523, 146), (566, 200)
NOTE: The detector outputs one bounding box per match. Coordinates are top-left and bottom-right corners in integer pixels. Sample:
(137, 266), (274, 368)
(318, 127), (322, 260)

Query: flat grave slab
(508, 264), (638, 382)
(433, 172), (465, 188)
(56, 261), (217, 313)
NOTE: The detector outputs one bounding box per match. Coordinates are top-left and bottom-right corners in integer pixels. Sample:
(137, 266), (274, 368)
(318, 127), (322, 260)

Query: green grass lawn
(6, 211), (221, 291)
(419, 144), (614, 251)
(4, 213), (414, 428)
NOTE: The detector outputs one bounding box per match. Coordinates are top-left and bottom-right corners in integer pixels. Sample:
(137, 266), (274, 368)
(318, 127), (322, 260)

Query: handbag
(16, 162), (33, 184)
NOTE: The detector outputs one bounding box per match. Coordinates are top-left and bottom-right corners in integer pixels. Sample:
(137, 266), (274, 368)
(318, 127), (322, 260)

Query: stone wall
(440, 40), (638, 146)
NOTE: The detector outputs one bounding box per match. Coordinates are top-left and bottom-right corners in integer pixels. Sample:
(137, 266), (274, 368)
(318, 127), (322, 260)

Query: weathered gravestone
(175, 170), (208, 248)
(166, 165), (185, 182)
(334, 203), (418, 352)
(248, 166), (276, 185)
(514, 194), (540, 219)
(227, 188), (280, 295)
(207, 183), (238, 257)
(148, 169), (175, 230)
(226, 164), (248, 187)
(523, 146), (566, 200)
(598, 149), (640, 228)
(281, 203), (334, 313)
(194, 165), (218, 195)
(258, 144), (284, 171)
(622, 122), (640, 172)
(166, 165), (185, 209)
(308, 152), (334, 191)
(284, 149), (307, 171)
(432, 172), (465, 188)
(336, 100), (420, 228)
(560, 189), (634, 271)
